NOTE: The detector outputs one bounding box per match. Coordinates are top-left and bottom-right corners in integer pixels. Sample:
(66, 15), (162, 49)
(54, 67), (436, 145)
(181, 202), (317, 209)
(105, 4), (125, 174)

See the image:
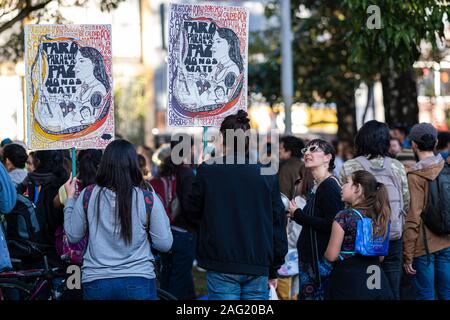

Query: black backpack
(422, 163), (450, 235)
(4, 194), (40, 241)
(25, 180), (63, 246)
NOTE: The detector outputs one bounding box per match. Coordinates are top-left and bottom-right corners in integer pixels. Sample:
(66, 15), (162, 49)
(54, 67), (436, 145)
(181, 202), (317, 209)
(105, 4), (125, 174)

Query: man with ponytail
(185, 110), (288, 300)
(325, 170), (393, 299)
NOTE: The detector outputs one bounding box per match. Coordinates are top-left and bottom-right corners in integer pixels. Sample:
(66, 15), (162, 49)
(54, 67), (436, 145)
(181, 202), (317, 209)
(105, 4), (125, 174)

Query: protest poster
(167, 3), (249, 127)
(25, 24), (114, 150)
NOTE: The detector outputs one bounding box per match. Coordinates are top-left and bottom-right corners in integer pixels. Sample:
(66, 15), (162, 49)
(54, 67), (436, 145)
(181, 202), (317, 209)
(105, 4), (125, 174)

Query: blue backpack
(341, 209), (390, 257)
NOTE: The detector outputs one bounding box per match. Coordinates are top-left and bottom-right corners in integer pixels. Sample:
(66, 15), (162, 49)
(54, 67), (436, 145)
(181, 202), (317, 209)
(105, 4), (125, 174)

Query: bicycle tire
(0, 279), (33, 300)
(156, 288), (177, 300)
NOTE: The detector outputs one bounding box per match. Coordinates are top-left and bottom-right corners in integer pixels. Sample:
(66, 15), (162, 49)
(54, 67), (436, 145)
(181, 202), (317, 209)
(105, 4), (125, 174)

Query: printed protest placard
(167, 3), (249, 127)
(25, 24), (114, 150)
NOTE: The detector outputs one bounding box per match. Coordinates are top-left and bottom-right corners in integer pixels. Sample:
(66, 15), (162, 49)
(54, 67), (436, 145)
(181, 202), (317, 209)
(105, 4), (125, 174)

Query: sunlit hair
(351, 170), (391, 238)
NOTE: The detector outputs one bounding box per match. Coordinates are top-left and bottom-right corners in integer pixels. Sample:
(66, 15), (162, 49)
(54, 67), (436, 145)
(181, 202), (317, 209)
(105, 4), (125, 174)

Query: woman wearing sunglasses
(288, 139), (344, 300)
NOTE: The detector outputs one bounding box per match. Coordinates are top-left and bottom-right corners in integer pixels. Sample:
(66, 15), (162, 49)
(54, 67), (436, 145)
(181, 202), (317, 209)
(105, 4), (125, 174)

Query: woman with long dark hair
(63, 139), (172, 300)
(288, 139), (344, 300)
(70, 45), (110, 123)
(77, 46), (110, 92)
(325, 170), (393, 299)
(209, 25), (244, 100)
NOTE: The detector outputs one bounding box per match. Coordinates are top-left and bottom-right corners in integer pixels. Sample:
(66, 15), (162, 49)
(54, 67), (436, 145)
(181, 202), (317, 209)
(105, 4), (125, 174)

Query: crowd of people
(0, 111), (449, 300)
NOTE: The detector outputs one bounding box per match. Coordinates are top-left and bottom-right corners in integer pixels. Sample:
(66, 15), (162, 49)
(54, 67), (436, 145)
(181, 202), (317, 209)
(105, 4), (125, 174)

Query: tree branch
(0, 0), (52, 34)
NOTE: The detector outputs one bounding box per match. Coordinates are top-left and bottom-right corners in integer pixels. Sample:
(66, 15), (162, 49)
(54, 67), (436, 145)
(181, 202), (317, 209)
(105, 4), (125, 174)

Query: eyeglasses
(301, 145), (322, 155)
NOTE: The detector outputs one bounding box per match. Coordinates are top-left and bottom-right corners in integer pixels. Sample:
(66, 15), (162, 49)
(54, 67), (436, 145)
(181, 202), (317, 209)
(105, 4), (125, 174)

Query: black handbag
(307, 193), (322, 286)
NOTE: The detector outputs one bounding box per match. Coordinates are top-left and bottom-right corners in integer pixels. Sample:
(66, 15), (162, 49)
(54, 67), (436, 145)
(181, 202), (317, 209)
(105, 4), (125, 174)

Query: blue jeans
(413, 247), (450, 300)
(160, 229), (197, 300)
(381, 239), (403, 300)
(83, 277), (157, 300)
(207, 271), (269, 300)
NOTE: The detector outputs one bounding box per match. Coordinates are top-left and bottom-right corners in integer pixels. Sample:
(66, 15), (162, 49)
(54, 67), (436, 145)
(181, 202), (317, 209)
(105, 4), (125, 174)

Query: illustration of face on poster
(168, 4), (248, 127)
(25, 25), (114, 150)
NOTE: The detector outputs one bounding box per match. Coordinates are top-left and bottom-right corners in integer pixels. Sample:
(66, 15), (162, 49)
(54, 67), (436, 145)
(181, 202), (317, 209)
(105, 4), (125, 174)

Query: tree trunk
(336, 95), (357, 143)
(381, 67), (419, 128)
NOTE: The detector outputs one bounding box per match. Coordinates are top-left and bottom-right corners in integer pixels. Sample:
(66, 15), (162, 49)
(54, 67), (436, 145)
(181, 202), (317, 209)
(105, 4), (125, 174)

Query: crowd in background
(0, 114), (449, 300)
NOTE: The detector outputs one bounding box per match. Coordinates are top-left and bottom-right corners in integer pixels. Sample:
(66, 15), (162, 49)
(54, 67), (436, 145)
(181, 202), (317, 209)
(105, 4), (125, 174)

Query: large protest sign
(25, 24), (114, 150)
(167, 3), (249, 127)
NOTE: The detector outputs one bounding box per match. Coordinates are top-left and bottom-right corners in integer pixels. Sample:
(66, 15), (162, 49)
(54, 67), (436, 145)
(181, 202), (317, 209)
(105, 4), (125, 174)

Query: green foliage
(0, 0), (125, 62)
(114, 75), (149, 145)
(250, 1), (362, 108)
(342, 0), (448, 75)
(248, 0), (448, 135)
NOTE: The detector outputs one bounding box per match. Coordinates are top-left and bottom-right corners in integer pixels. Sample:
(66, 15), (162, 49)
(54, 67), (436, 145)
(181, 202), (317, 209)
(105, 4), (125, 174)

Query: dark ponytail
(351, 170), (391, 238)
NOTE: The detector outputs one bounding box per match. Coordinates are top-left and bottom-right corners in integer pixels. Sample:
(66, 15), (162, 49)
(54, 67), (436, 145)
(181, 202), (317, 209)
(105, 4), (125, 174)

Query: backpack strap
(354, 156), (373, 171)
(380, 157), (402, 194)
(33, 185), (40, 205)
(356, 156), (404, 212)
(82, 185), (96, 215)
(79, 184), (96, 240)
(351, 208), (364, 219)
(141, 189), (154, 242)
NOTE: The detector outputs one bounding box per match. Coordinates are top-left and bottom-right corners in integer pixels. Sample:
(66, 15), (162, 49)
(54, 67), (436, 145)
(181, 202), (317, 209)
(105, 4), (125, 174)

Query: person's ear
(286, 149), (292, 158)
(354, 183), (363, 197)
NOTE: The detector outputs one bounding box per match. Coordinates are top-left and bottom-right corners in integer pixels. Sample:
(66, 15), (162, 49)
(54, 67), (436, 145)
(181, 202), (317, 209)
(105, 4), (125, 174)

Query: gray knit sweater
(64, 186), (172, 284)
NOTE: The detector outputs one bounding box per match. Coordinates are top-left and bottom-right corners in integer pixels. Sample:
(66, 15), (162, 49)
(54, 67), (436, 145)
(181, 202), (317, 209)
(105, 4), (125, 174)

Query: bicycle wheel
(156, 288), (177, 300)
(0, 279), (32, 300)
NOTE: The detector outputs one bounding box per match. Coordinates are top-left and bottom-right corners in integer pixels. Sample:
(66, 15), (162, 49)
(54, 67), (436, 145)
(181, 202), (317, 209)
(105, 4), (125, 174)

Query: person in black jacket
(185, 110), (288, 300)
(17, 150), (68, 266)
(288, 139), (344, 300)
